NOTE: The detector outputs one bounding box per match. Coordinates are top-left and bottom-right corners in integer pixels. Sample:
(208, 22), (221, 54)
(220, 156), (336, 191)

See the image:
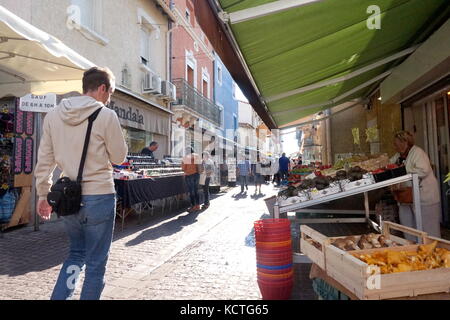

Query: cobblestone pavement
(0, 184), (316, 300)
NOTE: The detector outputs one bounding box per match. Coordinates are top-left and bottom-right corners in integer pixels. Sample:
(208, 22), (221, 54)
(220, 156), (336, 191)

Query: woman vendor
(390, 130), (441, 238)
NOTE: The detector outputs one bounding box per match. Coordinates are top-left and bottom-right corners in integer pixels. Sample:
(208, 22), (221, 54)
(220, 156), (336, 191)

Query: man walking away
(182, 147), (201, 212)
(35, 67), (128, 300)
(279, 153), (291, 182)
(237, 155), (251, 193)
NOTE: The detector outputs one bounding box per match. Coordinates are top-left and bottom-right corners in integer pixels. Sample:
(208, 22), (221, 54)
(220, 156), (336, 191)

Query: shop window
(122, 127), (153, 153)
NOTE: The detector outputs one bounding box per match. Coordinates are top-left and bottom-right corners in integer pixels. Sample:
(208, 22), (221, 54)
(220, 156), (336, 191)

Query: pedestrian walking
(34, 67), (128, 300)
(199, 151), (214, 210)
(182, 147), (201, 212)
(252, 153), (263, 195)
(278, 153), (291, 182)
(237, 154), (251, 193)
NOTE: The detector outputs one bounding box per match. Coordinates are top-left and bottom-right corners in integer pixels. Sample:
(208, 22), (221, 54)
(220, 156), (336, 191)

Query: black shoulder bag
(47, 108), (102, 217)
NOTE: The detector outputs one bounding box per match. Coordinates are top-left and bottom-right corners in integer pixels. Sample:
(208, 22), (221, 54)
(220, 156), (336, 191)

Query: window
(72, 0), (102, 33)
(140, 27), (151, 67)
(187, 65), (195, 87)
(138, 9), (159, 70)
(217, 65), (223, 86)
(202, 79), (208, 98)
(70, 0), (107, 44)
(186, 9), (191, 25)
(217, 104), (224, 128)
(232, 82), (237, 100)
(122, 127), (153, 153)
(121, 65), (131, 88)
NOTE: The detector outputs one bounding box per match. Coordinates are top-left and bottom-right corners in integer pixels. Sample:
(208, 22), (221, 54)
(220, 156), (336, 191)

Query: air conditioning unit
(142, 71), (162, 95)
(161, 81), (177, 102)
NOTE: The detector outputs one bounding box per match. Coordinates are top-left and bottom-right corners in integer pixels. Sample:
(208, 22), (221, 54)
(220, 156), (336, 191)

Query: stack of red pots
(254, 218), (293, 300)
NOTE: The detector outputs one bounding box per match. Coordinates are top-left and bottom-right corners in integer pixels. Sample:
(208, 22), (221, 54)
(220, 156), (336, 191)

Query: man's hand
(38, 199), (53, 220)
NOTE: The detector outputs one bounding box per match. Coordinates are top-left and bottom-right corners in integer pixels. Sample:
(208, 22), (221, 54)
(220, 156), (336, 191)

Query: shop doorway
(403, 90), (450, 227)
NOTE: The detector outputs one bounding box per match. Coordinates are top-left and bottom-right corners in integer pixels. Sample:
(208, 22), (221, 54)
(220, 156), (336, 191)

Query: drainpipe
(325, 109), (332, 165)
(166, 0), (179, 156)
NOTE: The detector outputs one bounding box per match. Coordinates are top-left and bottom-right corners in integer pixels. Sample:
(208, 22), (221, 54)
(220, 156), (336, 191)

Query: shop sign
(108, 100), (144, 125)
(19, 93), (57, 113)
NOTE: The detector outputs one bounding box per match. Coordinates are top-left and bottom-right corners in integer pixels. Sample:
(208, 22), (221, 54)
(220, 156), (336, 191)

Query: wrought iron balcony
(172, 78), (221, 126)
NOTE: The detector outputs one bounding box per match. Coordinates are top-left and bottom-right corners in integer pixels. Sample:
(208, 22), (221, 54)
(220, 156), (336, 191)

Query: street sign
(19, 93), (56, 113)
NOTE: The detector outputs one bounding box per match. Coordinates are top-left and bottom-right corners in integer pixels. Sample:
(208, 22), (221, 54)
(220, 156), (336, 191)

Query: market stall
(271, 153), (422, 233)
(0, 6), (94, 233)
(300, 221), (450, 300)
(113, 153), (187, 230)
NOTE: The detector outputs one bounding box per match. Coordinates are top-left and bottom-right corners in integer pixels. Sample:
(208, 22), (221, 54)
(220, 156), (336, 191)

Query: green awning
(218, 0), (449, 127)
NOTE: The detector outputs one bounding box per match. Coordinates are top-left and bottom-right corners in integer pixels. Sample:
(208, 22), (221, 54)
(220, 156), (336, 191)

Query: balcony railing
(172, 78), (221, 126)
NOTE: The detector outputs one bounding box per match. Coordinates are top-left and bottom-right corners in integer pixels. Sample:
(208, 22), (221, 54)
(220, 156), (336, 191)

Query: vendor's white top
(390, 145), (440, 206)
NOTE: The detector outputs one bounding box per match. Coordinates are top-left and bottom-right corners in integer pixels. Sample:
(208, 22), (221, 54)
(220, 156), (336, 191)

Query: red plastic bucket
(256, 240), (292, 249)
(258, 280), (293, 300)
(255, 233), (291, 242)
(256, 251), (292, 259)
(257, 258), (292, 265)
(256, 247), (292, 255)
(257, 267), (293, 275)
(254, 219), (290, 233)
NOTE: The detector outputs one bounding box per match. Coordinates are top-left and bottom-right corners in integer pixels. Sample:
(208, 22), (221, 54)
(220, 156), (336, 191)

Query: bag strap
(77, 108), (102, 183)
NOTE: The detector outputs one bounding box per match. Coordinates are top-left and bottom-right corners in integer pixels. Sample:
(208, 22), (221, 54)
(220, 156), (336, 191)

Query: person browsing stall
(182, 147), (201, 212)
(141, 141), (158, 159)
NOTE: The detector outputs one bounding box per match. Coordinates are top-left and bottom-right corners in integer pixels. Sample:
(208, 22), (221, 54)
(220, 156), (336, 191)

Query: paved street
(0, 184), (316, 300)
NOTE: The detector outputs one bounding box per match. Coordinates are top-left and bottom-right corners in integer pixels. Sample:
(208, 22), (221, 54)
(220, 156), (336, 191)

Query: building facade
(170, 0), (222, 158)
(1, 0), (175, 159)
(213, 52), (238, 141)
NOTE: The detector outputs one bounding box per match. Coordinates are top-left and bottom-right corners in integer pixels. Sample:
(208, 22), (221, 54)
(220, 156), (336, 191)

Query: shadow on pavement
(124, 209), (203, 246)
(232, 191), (248, 200)
(0, 223), (68, 277)
(250, 193), (266, 200)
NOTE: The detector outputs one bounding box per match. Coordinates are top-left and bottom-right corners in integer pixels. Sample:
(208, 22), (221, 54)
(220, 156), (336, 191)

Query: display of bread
(352, 241), (450, 274)
(331, 233), (400, 251)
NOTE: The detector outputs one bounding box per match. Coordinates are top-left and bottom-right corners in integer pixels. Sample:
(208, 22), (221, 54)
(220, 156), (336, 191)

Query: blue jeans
(280, 170), (289, 181)
(239, 175), (248, 191)
(185, 173), (200, 207)
(51, 194), (116, 300)
(202, 177), (211, 206)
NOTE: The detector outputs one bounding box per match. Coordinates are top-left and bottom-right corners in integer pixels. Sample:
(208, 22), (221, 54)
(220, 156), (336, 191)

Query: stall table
(114, 174), (187, 230)
(273, 174), (422, 232)
(309, 263), (450, 300)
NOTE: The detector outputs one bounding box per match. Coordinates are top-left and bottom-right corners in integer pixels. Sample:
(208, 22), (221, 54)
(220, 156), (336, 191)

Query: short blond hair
(394, 130), (414, 147)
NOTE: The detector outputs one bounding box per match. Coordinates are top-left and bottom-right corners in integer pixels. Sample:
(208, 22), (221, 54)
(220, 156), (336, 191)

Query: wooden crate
(325, 237), (450, 300)
(300, 221), (422, 270)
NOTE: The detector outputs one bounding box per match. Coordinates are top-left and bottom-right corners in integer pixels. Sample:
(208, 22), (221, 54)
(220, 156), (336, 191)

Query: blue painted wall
(213, 53), (239, 139)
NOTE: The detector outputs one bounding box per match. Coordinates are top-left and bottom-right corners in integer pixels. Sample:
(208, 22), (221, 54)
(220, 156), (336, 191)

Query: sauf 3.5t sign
(19, 93), (57, 113)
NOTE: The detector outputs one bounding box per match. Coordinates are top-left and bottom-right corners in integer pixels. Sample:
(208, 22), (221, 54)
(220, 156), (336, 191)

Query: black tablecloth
(114, 175), (187, 208)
